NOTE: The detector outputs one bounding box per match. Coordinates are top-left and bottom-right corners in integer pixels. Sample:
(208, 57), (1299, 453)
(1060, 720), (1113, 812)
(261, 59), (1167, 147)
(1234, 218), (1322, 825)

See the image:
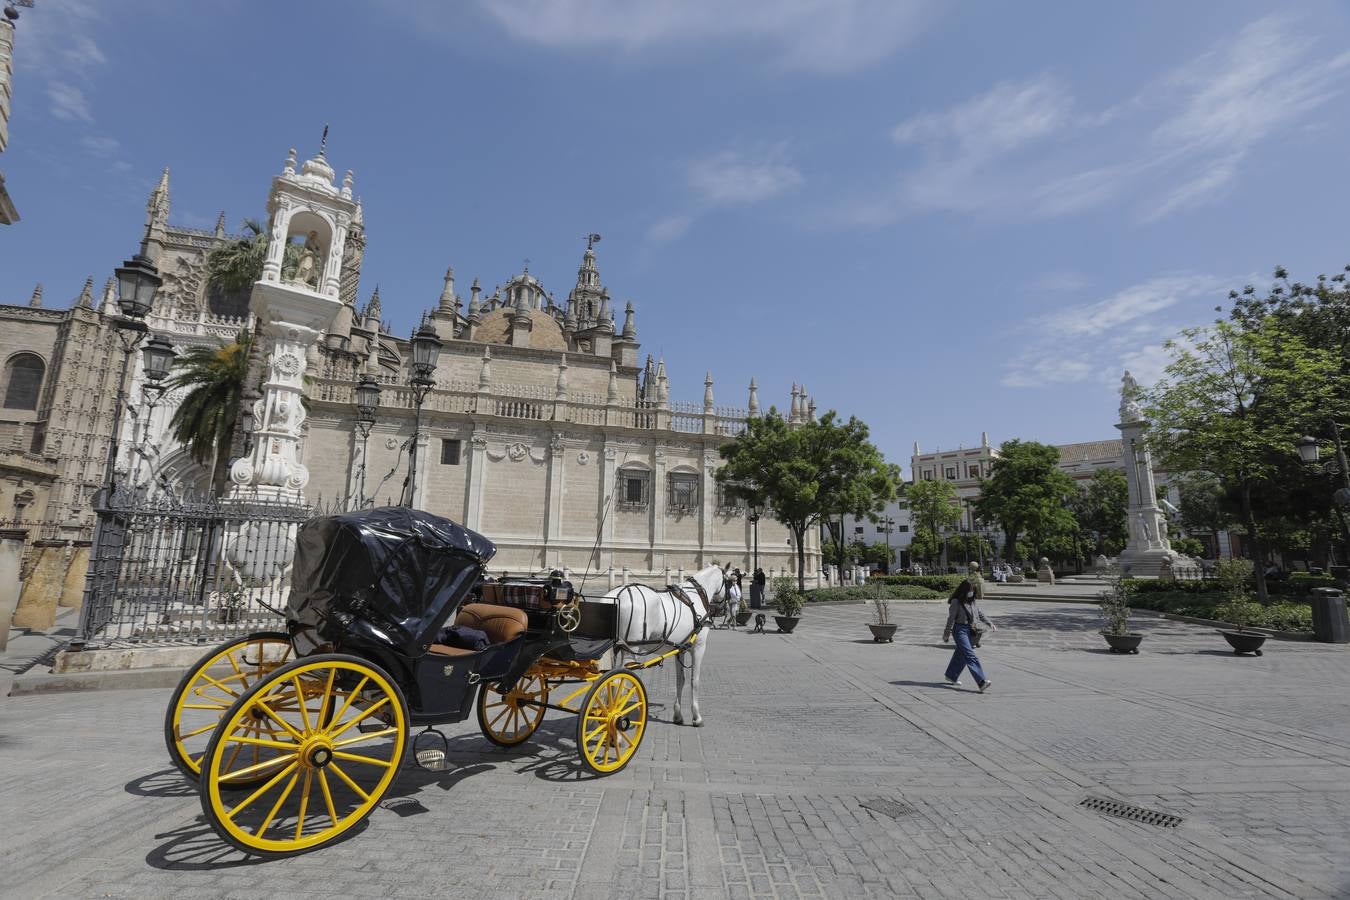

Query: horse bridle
(668, 575), (714, 635)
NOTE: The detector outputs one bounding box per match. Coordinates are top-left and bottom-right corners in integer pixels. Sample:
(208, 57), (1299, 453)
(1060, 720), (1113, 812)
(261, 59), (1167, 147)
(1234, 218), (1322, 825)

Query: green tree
(1069, 469), (1128, 557)
(206, 218), (269, 296)
(166, 331), (253, 496)
(905, 478), (962, 569)
(717, 410), (899, 590)
(974, 440), (1078, 565)
(1145, 318), (1342, 601)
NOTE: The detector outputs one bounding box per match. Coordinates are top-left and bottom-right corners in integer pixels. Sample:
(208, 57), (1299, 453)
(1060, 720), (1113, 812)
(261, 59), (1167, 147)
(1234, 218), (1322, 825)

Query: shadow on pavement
(889, 680), (961, 689)
(145, 816), (298, 870)
(125, 768), (197, 799)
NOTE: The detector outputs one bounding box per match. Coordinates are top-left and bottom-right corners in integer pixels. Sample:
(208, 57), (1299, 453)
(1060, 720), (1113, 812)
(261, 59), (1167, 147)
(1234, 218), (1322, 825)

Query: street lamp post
(879, 515), (895, 573)
(130, 335), (177, 490)
(1297, 423), (1350, 559)
(353, 374), (381, 509)
(747, 501), (762, 575)
(400, 318), (442, 508)
(74, 227), (164, 649)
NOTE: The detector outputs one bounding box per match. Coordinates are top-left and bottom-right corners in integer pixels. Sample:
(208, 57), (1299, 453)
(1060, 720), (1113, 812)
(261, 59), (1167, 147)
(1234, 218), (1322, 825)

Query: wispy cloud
(848, 15), (1350, 226)
(1002, 274), (1224, 388)
(48, 82), (93, 123)
(463, 0), (935, 74)
(647, 144), (803, 244)
(80, 135), (120, 157)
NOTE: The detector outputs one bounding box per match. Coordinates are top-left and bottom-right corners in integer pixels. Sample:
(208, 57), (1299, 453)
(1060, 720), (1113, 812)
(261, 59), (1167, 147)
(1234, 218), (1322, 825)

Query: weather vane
(586, 233), (601, 250)
(319, 124), (329, 157)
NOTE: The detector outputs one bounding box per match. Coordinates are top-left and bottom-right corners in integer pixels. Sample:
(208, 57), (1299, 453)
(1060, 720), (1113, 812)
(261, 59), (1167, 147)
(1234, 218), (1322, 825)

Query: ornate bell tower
(229, 140), (358, 501)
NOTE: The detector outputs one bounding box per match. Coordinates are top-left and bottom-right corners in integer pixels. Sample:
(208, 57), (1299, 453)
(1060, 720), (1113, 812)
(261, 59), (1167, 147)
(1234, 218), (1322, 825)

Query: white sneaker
(978, 679), (992, 693)
(945, 676), (961, 686)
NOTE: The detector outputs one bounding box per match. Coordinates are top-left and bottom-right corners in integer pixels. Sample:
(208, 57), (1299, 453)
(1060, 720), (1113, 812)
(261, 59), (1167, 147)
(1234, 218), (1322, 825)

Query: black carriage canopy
(288, 506), (497, 657)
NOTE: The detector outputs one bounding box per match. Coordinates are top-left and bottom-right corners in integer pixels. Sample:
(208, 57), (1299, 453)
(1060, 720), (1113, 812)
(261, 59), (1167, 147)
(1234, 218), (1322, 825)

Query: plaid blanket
(480, 581), (572, 610)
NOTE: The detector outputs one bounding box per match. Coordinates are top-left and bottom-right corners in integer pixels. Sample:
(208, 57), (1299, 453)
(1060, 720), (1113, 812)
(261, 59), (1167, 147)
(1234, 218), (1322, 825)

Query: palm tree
(166, 331), (253, 496)
(206, 218), (270, 296)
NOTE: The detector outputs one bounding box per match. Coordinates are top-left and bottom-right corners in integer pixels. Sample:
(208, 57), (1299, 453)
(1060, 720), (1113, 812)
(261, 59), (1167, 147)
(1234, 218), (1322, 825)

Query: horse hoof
(674, 714), (684, 726)
(692, 718), (704, 727)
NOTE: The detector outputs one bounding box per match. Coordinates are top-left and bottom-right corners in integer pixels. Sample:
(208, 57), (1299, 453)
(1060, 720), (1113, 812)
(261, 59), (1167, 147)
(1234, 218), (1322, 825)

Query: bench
(428, 603), (528, 657)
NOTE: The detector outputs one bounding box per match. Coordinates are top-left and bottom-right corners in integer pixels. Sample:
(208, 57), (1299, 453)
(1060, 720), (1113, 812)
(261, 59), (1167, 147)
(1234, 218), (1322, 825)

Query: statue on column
(292, 230), (322, 289)
(1119, 370), (1144, 423)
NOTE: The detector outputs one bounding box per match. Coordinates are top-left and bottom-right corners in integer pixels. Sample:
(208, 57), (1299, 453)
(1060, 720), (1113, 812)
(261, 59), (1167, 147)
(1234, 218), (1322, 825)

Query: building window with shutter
(440, 439), (462, 465)
(945, 467), (956, 479)
(617, 469), (650, 510)
(667, 472), (700, 513)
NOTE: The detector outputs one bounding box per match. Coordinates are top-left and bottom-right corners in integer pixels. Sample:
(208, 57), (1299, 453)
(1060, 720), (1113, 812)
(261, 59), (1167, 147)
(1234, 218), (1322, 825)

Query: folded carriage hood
(287, 506), (497, 657)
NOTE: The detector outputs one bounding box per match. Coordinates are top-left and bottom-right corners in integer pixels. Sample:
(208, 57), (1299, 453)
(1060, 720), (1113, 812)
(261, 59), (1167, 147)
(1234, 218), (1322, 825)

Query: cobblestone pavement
(3, 599), (1350, 899)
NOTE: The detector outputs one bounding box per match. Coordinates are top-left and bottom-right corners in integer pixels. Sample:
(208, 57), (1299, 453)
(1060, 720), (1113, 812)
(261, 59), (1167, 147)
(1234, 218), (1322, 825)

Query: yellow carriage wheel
(576, 669), (647, 775)
(199, 654), (407, 857)
(163, 631), (293, 781)
(477, 673), (549, 747)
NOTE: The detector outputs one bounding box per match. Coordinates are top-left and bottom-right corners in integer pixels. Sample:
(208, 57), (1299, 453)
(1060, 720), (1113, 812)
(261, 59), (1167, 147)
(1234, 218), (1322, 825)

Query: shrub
(1270, 573), (1341, 597)
(1097, 568), (1133, 636)
(806, 584), (944, 603)
(771, 576), (804, 617)
(1125, 578), (1213, 594)
(874, 574), (964, 593)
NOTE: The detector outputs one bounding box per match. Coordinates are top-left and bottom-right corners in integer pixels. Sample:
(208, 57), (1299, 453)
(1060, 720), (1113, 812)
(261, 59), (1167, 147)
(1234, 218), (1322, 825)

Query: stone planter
(1220, 630), (1266, 656)
(867, 623), (898, 643)
(774, 615), (800, 634)
(1101, 631), (1143, 654)
(735, 611), (752, 627)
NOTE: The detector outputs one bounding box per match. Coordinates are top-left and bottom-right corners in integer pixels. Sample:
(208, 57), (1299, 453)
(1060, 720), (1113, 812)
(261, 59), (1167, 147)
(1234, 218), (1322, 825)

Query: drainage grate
(1080, 796), (1182, 828)
(860, 798), (915, 819)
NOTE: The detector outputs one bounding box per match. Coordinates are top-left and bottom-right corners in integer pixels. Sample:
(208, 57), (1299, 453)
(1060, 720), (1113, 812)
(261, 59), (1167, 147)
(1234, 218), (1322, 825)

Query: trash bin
(1310, 587), (1349, 643)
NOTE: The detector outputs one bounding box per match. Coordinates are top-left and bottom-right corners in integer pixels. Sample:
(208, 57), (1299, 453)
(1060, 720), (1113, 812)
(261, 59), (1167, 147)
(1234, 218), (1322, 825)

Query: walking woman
(943, 579), (995, 692)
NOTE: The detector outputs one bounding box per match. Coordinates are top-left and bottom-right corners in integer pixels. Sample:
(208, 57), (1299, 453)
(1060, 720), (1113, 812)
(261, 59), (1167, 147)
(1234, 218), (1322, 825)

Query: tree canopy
(905, 478), (963, 568)
(166, 330), (254, 496)
(1070, 468), (1128, 558)
(717, 410), (899, 590)
(974, 440), (1078, 563)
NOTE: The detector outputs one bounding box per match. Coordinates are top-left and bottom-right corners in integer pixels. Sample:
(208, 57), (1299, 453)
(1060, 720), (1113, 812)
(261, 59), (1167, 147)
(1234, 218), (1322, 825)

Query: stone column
(1115, 371), (1183, 577)
(0, 529), (27, 651)
(545, 433), (565, 546)
(600, 446), (618, 571)
(59, 541), (90, 609)
(11, 540), (65, 630)
(652, 447), (666, 567)
(466, 433), (489, 530)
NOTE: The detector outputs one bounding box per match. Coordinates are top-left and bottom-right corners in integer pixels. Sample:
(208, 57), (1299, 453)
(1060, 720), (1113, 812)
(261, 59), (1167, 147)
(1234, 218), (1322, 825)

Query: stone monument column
(1115, 370), (1188, 577)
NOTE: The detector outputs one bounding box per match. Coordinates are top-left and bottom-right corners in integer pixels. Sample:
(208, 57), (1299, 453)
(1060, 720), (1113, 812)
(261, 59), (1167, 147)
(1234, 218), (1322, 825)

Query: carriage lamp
(410, 319), (442, 386)
(114, 246), (162, 323)
(1297, 435), (1319, 464)
(355, 374), (381, 424)
(141, 336), (177, 386)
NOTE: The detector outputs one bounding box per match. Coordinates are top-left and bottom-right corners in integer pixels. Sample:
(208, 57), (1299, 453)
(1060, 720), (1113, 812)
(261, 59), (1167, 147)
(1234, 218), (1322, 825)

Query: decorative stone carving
(384, 437), (399, 450)
(550, 433), (565, 455)
(577, 451), (591, 466)
(1119, 370), (1144, 423)
(273, 353), (302, 377)
(507, 442), (529, 462)
(229, 458), (254, 486)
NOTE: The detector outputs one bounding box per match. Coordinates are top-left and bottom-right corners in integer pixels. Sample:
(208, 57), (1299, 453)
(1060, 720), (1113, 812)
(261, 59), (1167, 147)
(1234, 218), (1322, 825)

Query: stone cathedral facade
(1, 158), (821, 583)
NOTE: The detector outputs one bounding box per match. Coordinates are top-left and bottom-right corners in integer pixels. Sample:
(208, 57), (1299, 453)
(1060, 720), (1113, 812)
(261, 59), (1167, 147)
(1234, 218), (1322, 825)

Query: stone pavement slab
(1, 598), (1348, 899)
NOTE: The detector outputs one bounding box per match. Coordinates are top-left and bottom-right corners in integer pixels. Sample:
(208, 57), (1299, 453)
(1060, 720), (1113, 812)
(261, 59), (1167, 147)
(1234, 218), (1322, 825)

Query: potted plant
(1098, 567), (1143, 653)
(771, 576), (803, 633)
(1214, 558), (1266, 656)
(868, 597), (897, 643)
(734, 597), (752, 627)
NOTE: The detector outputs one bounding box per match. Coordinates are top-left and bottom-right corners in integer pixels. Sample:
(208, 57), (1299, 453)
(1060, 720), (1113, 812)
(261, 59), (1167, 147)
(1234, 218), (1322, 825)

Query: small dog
(751, 613), (767, 633)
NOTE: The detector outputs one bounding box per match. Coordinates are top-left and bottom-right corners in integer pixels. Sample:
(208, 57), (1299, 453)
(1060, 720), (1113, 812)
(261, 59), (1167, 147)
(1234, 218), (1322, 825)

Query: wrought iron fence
(75, 492), (328, 648)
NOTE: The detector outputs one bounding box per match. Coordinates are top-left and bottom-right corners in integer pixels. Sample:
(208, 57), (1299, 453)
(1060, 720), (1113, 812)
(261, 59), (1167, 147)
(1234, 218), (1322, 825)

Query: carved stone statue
(292, 230), (322, 288)
(1119, 370), (1144, 422)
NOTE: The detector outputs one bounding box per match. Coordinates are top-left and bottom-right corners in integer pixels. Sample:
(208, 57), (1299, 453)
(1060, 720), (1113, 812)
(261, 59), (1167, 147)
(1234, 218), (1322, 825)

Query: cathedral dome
(474, 307), (569, 352)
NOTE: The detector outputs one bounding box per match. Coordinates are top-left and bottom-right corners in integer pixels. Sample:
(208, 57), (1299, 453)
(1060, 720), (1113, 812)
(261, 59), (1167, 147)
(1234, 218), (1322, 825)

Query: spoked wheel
(576, 669), (647, 776)
(164, 631), (293, 781)
(199, 654), (407, 857)
(477, 673), (549, 747)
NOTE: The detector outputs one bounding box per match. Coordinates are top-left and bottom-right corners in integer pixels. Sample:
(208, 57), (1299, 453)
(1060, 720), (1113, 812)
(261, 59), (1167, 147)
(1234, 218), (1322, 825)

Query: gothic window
(617, 468), (650, 510)
(440, 439), (462, 465)
(667, 472), (700, 512)
(3, 354), (45, 410)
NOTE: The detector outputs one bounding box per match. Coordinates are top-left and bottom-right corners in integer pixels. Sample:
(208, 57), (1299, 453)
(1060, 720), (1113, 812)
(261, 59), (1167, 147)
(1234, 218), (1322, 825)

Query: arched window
(3, 354), (45, 410)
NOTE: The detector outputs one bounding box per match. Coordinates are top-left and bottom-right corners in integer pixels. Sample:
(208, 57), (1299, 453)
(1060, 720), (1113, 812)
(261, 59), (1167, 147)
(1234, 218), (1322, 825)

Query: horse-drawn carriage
(163, 507), (716, 856)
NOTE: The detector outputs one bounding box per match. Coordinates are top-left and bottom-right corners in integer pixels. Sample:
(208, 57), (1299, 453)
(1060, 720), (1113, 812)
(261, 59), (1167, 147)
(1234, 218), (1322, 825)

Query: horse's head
(692, 564), (726, 604)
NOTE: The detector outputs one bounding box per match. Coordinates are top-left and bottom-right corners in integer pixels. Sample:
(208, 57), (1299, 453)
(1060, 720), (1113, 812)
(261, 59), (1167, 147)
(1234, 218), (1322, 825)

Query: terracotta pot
(774, 615), (800, 634)
(1219, 630), (1266, 656)
(1101, 631), (1143, 654)
(868, 623), (898, 643)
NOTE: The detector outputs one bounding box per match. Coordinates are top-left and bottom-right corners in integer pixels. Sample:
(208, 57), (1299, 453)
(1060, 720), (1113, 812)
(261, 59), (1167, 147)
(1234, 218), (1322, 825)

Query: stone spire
(27, 283), (41, 308)
(788, 384), (799, 423)
(656, 359), (669, 407)
(641, 354), (656, 401)
(146, 167), (170, 229)
(555, 353), (569, 399)
(913, 441), (920, 456)
(76, 276), (94, 309)
(981, 431), (990, 448)
(214, 211), (227, 239)
(478, 346), (492, 388)
(598, 288), (613, 330)
(438, 266), (457, 314)
(703, 372), (715, 412)
(101, 277), (117, 315)
(807, 394), (817, 423)
(748, 378), (759, 417)
(568, 239), (606, 327)
(363, 286), (382, 330)
(621, 301), (636, 339)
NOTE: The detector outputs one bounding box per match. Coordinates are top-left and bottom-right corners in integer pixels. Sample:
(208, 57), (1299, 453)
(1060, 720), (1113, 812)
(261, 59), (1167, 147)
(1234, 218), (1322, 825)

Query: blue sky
(5, 1), (1350, 474)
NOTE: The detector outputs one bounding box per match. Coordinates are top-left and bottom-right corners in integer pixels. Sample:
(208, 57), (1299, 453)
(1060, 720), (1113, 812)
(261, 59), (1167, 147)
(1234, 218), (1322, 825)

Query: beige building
(4, 161), (819, 584)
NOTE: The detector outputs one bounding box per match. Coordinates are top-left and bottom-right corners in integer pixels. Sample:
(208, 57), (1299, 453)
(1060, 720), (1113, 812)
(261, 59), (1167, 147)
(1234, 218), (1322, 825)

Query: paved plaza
(3, 599), (1350, 899)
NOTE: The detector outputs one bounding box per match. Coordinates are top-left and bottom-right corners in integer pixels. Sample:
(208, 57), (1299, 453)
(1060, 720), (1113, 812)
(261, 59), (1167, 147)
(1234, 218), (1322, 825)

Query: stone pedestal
(1036, 558), (1055, 585)
(0, 529), (26, 651)
(11, 540), (66, 630)
(58, 541), (90, 608)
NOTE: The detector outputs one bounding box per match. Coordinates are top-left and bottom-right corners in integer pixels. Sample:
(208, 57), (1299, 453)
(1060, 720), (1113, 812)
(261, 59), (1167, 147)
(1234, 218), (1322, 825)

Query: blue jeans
(945, 624), (987, 685)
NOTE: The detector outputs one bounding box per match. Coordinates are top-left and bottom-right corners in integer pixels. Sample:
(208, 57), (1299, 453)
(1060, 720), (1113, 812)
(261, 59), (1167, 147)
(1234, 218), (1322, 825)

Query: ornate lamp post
(75, 229), (162, 649)
(747, 500), (763, 574)
(353, 374), (381, 508)
(1297, 425), (1350, 554)
(879, 515), (895, 573)
(399, 318), (442, 507)
(131, 335), (177, 489)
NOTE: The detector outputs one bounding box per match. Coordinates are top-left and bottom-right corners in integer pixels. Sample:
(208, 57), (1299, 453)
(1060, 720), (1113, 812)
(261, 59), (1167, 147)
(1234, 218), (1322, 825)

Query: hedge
(807, 584), (945, 603)
(1128, 573), (1341, 598)
(1126, 591), (1314, 632)
(873, 575), (965, 593)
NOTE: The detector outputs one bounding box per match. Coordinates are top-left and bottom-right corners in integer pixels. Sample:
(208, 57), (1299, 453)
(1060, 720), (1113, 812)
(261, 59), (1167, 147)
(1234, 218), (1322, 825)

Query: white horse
(604, 564), (723, 727)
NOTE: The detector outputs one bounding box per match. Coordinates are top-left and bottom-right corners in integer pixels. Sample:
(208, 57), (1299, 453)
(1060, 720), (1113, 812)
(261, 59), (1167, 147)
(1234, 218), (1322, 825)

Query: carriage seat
(428, 603), (528, 657)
